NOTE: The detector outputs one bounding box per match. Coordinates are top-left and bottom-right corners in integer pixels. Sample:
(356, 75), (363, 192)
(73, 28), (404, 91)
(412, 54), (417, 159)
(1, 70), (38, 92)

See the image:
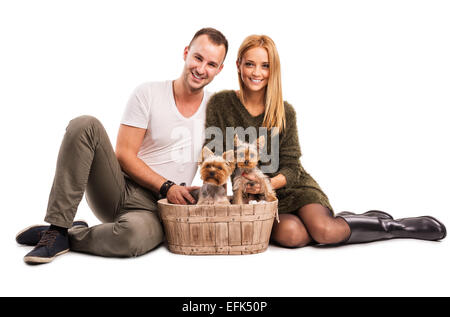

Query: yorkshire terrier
(232, 134), (277, 205)
(195, 146), (235, 205)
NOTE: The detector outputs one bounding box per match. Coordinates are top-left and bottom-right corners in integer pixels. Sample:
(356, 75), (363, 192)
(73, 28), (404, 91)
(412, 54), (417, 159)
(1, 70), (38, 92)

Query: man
(16, 28), (228, 264)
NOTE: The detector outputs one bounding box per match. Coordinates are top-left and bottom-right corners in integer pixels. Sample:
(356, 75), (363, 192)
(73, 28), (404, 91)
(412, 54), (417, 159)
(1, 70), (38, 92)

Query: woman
(204, 35), (446, 247)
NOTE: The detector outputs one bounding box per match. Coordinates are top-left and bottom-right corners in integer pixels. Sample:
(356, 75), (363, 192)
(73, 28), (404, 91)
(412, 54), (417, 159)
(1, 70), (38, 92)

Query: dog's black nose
(209, 171), (215, 177)
(244, 160), (249, 165)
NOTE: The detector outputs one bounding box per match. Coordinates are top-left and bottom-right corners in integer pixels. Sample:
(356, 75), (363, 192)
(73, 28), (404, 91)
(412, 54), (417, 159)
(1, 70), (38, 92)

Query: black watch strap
(159, 180), (175, 198)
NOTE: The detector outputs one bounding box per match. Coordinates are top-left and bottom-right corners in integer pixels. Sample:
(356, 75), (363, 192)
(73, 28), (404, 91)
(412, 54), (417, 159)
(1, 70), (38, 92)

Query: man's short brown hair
(189, 28), (228, 61)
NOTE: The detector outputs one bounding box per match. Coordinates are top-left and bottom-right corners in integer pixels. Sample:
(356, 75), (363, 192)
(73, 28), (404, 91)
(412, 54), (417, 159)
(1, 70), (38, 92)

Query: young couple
(16, 28), (445, 264)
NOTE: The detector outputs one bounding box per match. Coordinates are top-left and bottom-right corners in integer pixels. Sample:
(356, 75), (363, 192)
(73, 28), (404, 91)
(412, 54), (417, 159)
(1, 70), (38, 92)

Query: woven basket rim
(157, 197), (278, 207)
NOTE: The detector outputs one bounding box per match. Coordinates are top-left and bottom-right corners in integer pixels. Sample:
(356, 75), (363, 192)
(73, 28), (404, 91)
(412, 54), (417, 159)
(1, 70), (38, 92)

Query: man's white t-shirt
(121, 80), (212, 186)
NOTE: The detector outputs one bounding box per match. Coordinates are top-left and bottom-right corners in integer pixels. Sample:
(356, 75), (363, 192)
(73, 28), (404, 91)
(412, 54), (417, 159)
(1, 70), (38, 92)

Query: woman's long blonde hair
(237, 35), (285, 133)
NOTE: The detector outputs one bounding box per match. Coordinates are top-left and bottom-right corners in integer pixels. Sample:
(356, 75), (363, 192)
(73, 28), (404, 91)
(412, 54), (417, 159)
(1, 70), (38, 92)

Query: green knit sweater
(204, 90), (333, 214)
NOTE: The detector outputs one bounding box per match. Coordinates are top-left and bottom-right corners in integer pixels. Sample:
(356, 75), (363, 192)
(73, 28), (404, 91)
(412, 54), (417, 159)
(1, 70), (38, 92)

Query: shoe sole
(24, 248), (70, 264)
(71, 219), (88, 228)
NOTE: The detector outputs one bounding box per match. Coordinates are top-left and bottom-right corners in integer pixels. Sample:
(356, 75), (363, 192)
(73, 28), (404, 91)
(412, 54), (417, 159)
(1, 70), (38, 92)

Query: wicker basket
(157, 198), (278, 255)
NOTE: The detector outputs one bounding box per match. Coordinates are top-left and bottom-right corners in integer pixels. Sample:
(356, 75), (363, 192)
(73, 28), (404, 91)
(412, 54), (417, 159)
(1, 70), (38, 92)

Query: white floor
(2, 0), (449, 298)
(3, 208), (449, 297)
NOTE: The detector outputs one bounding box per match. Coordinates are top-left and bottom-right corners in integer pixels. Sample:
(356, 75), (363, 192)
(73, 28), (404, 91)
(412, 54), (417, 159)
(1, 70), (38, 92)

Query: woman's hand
(270, 174), (286, 190)
(242, 173), (262, 194)
(243, 173), (285, 194)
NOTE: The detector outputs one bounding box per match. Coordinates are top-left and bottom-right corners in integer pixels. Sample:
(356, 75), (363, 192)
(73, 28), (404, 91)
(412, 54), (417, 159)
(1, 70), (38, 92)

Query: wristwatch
(159, 180), (176, 199)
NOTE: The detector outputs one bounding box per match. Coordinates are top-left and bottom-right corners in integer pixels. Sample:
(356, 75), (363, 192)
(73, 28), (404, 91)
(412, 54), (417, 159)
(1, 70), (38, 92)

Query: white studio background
(1, 0), (449, 297)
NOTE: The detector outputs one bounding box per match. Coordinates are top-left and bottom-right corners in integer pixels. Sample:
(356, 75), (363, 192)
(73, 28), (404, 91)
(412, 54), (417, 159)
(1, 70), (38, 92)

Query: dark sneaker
(16, 225), (50, 246)
(23, 229), (70, 264)
(16, 220), (88, 246)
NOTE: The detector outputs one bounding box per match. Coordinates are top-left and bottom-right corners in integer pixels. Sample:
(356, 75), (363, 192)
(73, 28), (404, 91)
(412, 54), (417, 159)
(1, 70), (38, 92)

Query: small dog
(232, 134), (277, 205)
(196, 146), (235, 205)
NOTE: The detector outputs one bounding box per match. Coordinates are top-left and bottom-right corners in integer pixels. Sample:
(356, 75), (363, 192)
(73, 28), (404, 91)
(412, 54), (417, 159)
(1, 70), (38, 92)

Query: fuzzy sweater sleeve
(276, 102), (303, 187)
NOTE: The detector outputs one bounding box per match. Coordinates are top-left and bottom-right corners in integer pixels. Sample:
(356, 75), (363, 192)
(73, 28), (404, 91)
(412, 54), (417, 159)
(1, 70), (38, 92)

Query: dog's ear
(201, 146), (214, 161)
(222, 149), (235, 164)
(256, 135), (265, 151)
(234, 134), (243, 147)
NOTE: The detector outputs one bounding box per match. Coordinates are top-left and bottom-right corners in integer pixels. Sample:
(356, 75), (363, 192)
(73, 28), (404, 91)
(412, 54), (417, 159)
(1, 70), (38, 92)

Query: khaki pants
(44, 115), (164, 257)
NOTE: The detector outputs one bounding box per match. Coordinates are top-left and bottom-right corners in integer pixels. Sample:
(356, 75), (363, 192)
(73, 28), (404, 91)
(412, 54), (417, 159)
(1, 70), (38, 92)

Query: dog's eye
(239, 153), (244, 157)
(218, 166), (222, 170)
(206, 164), (211, 168)
(250, 153), (255, 158)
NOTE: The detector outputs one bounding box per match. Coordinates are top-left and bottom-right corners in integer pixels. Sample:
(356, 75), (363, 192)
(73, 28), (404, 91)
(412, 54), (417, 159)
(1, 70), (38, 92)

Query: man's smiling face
(182, 34), (226, 92)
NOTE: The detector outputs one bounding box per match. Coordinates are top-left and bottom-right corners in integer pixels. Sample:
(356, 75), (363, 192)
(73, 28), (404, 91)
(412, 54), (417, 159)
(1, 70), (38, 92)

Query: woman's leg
(297, 203), (351, 245)
(271, 214), (312, 247)
(298, 204), (446, 244)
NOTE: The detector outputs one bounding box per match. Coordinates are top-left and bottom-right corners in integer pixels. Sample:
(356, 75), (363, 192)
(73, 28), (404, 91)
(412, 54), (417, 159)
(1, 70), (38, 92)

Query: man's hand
(167, 185), (200, 205)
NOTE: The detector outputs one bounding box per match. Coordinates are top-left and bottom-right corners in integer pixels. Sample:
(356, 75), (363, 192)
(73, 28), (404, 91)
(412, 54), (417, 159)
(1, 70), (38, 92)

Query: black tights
(271, 203), (351, 247)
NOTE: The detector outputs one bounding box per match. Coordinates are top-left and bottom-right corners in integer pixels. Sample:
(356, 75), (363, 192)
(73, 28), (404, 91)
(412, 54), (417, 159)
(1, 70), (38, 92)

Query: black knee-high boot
(337, 214), (446, 244)
(336, 210), (393, 219)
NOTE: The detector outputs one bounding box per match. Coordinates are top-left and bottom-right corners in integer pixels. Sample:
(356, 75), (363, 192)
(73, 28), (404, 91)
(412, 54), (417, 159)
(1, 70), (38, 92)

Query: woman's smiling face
(237, 47), (270, 93)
